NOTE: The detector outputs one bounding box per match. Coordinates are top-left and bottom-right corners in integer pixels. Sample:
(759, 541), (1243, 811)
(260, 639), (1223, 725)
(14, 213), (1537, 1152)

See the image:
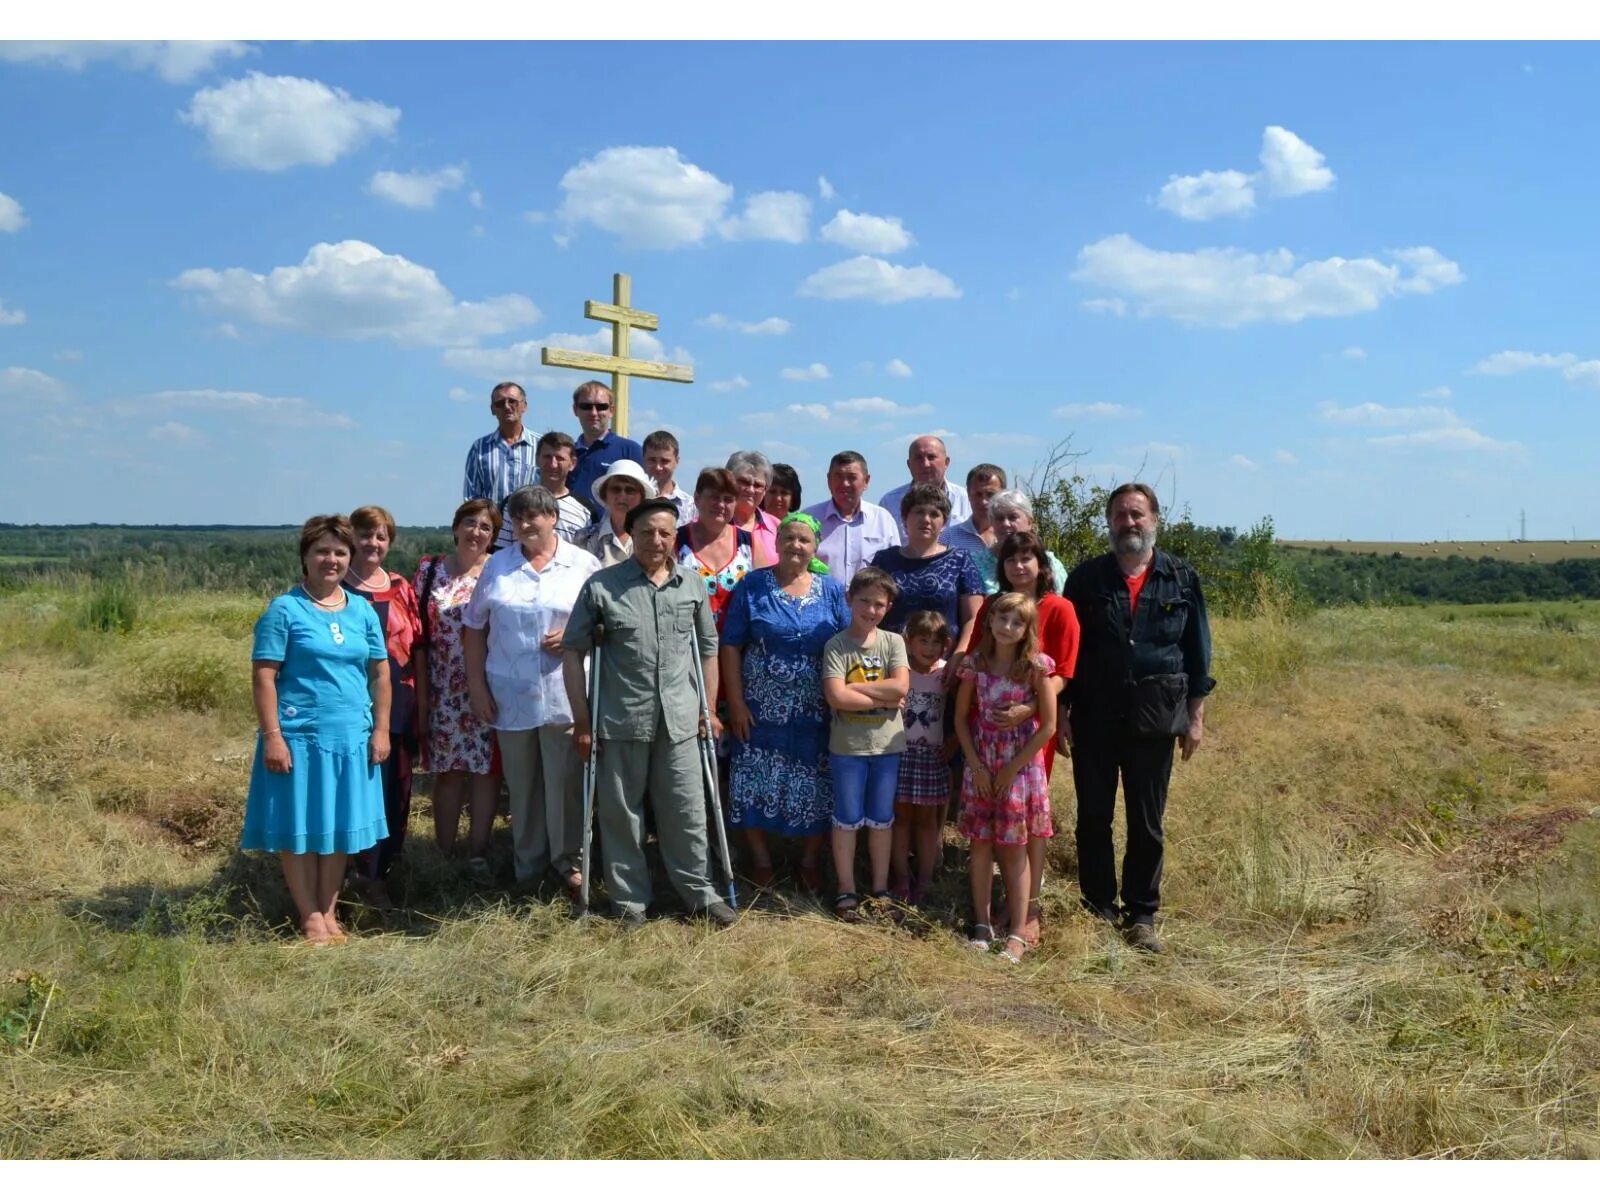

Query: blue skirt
(242, 726), (388, 855)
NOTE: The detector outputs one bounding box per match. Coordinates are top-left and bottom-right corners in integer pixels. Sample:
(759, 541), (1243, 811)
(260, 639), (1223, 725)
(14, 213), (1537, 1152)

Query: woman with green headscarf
(718, 511), (850, 894)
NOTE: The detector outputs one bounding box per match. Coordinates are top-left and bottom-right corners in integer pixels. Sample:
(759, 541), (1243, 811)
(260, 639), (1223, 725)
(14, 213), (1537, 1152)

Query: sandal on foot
(834, 892), (861, 923)
(999, 934), (1028, 964)
(968, 923), (995, 951)
(1023, 899), (1043, 947)
(908, 880), (931, 907)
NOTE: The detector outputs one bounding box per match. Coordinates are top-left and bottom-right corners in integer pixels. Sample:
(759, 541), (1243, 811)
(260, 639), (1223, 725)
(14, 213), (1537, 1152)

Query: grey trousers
(596, 733), (718, 916)
(498, 724), (582, 882)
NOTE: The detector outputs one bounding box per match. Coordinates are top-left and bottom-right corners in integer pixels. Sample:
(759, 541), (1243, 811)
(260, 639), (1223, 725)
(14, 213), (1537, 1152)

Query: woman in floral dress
(413, 499), (500, 873)
(676, 466), (773, 628)
(719, 512), (849, 893)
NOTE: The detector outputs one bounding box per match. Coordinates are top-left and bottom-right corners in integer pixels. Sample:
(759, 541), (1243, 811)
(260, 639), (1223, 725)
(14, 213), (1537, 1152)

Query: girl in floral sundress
(954, 591), (1057, 964)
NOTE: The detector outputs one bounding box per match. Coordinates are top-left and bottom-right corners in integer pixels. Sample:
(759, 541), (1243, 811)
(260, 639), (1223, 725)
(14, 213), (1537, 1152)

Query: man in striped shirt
(938, 462), (1008, 592)
(463, 381), (539, 550)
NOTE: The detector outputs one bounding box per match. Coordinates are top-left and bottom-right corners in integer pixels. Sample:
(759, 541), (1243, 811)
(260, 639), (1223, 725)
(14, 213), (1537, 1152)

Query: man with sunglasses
(567, 380), (645, 523)
(463, 381), (539, 550)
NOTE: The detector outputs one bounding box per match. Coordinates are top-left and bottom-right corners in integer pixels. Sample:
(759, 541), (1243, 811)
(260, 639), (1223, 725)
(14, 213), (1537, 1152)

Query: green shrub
(118, 636), (243, 716)
(80, 578), (138, 635)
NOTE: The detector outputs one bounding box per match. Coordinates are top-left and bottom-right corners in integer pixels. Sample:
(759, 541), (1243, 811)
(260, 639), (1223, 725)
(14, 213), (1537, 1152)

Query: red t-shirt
(1124, 566), (1149, 615)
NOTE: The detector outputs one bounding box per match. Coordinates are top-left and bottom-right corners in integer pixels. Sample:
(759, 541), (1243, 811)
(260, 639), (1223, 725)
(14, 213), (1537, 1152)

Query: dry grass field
(2, 587), (1598, 1158)
(1281, 540), (1600, 563)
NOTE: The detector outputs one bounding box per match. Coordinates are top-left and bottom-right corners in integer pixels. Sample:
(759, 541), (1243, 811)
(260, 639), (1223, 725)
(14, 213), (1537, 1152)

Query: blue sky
(1, 38), (1597, 539)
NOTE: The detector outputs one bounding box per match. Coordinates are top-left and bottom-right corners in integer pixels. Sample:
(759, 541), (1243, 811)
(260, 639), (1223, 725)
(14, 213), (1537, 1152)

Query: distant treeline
(0, 524), (455, 597)
(1284, 545), (1600, 606)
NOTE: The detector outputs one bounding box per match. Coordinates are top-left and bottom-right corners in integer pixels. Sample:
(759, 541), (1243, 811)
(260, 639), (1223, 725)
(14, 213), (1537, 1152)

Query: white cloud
(820, 209), (914, 254)
(1368, 426), (1518, 453)
(1081, 297), (1127, 316)
(181, 73), (400, 171)
(55, 349), (82, 363)
(117, 389), (356, 430)
(449, 387), (472, 403)
(786, 403), (832, 421)
(0, 192), (27, 233)
(1073, 234), (1463, 327)
(557, 145), (732, 249)
(885, 358), (913, 378)
(1053, 402), (1140, 419)
(1229, 454), (1259, 469)
(781, 362), (831, 382)
(1156, 170), (1256, 221)
(0, 41), (251, 83)
(798, 256), (960, 304)
(1319, 401), (1463, 428)
(1258, 126), (1336, 196)
(0, 301), (25, 326)
(368, 165), (468, 210)
(1342, 346), (1367, 360)
(469, 190), (484, 209)
(1469, 349), (1600, 386)
(710, 375), (750, 392)
(699, 313), (791, 335)
(0, 367), (71, 406)
(1419, 385), (1452, 400)
(833, 396), (932, 417)
(818, 176), (837, 201)
(1272, 449), (1298, 465)
(440, 328), (690, 385)
(719, 190), (810, 242)
(147, 421), (208, 446)
(174, 240), (538, 346)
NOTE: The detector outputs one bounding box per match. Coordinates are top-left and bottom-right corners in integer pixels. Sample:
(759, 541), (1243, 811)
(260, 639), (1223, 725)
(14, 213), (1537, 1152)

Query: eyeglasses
(576, 403), (611, 413)
(491, 397), (524, 408)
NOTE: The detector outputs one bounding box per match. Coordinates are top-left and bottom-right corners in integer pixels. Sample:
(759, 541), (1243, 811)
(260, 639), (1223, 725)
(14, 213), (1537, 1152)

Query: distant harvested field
(1281, 539), (1600, 563)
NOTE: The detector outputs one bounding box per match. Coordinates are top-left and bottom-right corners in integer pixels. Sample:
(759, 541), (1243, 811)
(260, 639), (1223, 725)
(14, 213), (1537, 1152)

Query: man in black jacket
(1060, 483), (1215, 953)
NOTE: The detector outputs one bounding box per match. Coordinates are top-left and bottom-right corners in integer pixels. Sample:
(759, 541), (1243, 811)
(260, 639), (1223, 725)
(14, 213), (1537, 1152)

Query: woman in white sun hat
(576, 459), (658, 567)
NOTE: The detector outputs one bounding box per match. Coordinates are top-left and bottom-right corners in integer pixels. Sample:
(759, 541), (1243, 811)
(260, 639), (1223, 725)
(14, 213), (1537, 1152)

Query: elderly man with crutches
(562, 496), (738, 930)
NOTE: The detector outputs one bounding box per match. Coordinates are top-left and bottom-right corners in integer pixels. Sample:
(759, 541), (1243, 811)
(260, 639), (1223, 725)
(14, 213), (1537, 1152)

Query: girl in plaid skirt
(890, 609), (956, 905)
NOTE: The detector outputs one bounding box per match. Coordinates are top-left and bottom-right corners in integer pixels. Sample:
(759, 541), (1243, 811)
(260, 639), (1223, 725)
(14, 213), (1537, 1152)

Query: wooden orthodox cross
(539, 272), (693, 437)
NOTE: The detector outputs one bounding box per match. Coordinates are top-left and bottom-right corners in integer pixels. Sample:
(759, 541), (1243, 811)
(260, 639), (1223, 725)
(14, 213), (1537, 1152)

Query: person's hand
(469, 685), (497, 725)
(415, 710), (431, 764)
(726, 699), (753, 743)
(993, 762), (1020, 798)
(1056, 707), (1073, 757)
(991, 702), (1035, 730)
(700, 710), (724, 741)
(540, 626), (565, 654)
(263, 731), (292, 774)
(369, 728), (391, 766)
(1180, 715), (1204, 762)
(969, 764), (994, 798)
(573, 718), (593, 760)
(941, 651), (964, 689)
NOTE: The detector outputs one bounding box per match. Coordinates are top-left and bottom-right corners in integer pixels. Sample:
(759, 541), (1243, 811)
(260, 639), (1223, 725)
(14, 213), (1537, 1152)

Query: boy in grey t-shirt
(820, 566), (910, 921)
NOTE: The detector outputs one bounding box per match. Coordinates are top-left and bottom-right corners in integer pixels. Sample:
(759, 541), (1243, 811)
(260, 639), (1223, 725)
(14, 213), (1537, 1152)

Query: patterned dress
(412, 555), (495, 775)
(869, 545), (984, 637)
(676, 525), (755, 629)
(722, 568), (850, 836)
(957, 653), (1056, 847)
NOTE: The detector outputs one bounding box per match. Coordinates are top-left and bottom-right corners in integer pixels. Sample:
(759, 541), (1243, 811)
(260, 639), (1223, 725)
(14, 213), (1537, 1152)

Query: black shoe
(1080, 898), (1119, 924)
(1122, 920), (1166, 954)
(697, 901), (738, 928)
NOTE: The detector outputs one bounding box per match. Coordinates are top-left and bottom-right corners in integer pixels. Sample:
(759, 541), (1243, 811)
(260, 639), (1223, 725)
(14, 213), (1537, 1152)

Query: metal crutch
(689, 647), (738, 910)
(578, 626), (603, 914)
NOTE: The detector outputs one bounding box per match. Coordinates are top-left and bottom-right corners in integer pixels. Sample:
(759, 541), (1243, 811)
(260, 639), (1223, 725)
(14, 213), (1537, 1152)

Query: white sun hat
(590, 459), (658, 507)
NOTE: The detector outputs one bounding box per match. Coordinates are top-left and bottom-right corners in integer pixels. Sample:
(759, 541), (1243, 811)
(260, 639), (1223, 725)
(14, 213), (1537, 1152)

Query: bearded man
(1060, 483), (1215, 954)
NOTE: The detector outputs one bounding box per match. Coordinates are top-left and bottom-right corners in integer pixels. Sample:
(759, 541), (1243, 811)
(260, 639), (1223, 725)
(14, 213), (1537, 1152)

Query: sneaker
(697, 901), (738, 928)
(1123, 920), (1166, 954)
(618, 908), (648, 932)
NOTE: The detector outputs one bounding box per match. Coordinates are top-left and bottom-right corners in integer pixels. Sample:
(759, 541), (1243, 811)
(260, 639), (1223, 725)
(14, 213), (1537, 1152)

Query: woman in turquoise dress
(244, 515), (392, 945)
(719, 512), (849, 894)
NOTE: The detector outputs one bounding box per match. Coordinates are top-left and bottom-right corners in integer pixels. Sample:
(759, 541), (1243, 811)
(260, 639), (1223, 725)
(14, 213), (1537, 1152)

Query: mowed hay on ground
(1, 587), (1598, 1158)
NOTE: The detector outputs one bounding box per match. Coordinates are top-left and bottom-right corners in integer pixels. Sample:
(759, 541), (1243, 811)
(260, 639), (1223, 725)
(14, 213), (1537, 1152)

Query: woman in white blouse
(463, 485), (601, 896)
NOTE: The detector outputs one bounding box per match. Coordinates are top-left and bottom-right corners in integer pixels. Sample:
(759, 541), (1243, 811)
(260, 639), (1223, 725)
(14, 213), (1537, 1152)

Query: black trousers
(368, 734), (416, 880)
(1069, 719), (1175, 923)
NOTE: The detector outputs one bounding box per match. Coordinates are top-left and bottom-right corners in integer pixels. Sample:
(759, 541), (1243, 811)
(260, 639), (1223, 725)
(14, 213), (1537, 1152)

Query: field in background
(1282, 539), (1600, 563)
(2, 586), (1598, 1157)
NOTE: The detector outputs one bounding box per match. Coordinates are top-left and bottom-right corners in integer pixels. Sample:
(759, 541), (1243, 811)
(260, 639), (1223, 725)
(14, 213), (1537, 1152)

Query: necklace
(302, 584), (345, 609)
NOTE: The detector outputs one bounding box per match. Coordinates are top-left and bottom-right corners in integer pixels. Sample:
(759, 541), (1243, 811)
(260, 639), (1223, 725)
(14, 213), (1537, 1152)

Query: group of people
(243, 379), (1214, 959)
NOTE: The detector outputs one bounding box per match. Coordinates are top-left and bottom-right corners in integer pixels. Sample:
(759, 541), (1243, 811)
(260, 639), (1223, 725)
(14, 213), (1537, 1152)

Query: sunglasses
(576, 402), (611, 413)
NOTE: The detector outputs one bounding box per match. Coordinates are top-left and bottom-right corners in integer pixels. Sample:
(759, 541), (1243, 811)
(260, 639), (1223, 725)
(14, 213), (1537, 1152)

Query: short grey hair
(506, 485), (558, 521)
(987, 489), (1034, 520)
(725, 449), (773, 484)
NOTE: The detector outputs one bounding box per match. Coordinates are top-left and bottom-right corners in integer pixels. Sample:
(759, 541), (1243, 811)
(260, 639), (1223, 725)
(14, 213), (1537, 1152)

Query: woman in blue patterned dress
(719, 512), (849, 894)
(869, 482), (984, 670)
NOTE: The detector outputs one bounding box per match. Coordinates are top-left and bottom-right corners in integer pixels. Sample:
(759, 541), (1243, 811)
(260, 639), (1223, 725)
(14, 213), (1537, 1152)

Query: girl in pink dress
(954, 592), (1057, 963)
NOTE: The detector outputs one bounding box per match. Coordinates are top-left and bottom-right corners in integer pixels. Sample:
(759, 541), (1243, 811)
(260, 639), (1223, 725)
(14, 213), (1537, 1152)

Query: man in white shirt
(877, 435), (972, 540)
(804, 451), (902, 587)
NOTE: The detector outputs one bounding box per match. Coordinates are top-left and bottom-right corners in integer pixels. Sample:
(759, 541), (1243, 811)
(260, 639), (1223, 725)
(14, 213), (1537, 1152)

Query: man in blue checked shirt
(463, 381), (539, 551)
(567, 380), (644, 522)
